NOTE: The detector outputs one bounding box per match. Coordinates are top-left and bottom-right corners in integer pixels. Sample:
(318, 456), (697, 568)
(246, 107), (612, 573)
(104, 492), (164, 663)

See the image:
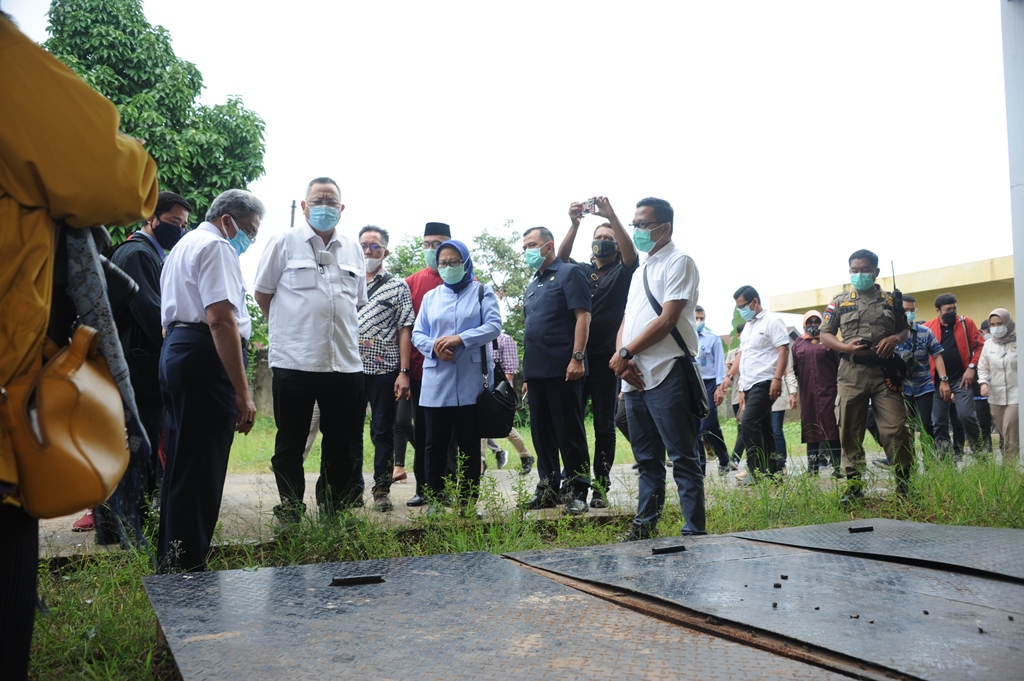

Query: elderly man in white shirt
(609, 197), (705, 541)
(159, 188), (263, 572)
(254, 177), (368, 524)
(717, 285), (791, 482)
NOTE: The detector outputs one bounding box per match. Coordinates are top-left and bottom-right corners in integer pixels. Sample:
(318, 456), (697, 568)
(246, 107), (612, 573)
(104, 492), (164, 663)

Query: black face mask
(153, 220), (185, 250)
(591, 239), (618, 258)
(941, 311), (958, 326)
(804, 325), (820, 336)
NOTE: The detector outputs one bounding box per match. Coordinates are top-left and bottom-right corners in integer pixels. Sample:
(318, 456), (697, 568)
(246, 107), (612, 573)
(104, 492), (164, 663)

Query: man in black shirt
(557, 197), (638, 506)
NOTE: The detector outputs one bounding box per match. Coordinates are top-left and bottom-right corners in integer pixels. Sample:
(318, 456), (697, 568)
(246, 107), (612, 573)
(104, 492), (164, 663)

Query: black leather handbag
(641, 267), (711, 420)
(475, 284), (519, 438)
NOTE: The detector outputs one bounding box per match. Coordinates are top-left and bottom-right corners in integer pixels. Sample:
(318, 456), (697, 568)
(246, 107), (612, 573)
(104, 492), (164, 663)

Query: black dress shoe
(525, 491), (557, 510)
(406, 494), (428, 507)
(519, 456), (534, 476)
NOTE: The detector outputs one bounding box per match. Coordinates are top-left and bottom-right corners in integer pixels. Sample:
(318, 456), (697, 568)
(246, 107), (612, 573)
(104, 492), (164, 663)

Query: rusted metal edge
(506, 557), (922, 681)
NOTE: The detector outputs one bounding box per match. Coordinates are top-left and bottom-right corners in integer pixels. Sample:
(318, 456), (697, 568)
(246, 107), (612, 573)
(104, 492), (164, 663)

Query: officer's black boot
(839, 474), (864, 506)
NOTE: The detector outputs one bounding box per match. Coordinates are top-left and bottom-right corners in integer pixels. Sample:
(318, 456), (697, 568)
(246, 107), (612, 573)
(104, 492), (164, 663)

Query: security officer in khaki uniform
(819, 249), (913, 502)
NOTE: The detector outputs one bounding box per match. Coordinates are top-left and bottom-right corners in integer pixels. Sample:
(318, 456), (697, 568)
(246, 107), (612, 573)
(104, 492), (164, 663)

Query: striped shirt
(495, 332), (520, 374)
(358, 270), (415, 375)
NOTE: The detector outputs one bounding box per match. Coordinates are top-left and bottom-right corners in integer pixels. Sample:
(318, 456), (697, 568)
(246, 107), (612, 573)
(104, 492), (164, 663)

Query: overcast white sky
(6, 0), (1014, 330)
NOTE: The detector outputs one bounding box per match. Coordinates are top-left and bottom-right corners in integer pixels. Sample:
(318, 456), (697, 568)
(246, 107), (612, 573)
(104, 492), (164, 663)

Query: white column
(1001, 0), (1024, 437)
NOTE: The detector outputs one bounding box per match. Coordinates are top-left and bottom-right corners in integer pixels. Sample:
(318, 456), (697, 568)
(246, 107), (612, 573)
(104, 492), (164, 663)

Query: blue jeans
(932, 381), (981, 458)
(771, 410), (788, 467)
(626, 361), (706, 536)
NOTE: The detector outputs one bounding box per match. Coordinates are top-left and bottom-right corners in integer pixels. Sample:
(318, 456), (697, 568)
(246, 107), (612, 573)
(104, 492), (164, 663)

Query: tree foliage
(43, 0), (266, 242)
(385, 235), (426, 280)
(472, 220), (530, 347)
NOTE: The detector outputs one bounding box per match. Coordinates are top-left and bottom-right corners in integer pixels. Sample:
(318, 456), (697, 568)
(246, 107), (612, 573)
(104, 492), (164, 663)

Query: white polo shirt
(738, 309), (790, 391)
(621, 241), (700, 392)
(160, 222), (251, 340)
(254, 222), (367, 373)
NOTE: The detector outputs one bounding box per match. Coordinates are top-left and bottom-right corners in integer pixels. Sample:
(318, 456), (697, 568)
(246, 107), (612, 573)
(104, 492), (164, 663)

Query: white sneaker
(735, 468), (749, 482)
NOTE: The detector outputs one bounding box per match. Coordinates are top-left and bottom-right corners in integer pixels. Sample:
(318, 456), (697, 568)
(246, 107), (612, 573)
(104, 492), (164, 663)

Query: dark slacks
(906, 392), (935, 441)
(350, 371), (399, 493)
(394, 379), (416, 469)
(0, 504), (38, 680)
(626, 361), (706, 535)
(932, 381), (981, 457)
(423, 405), (481, 502)
(582, 359), (618, 495)
(158, 326), (237, 572)
(771, 410), (788, 467)
(741, 380), (781, 476)
(528, 377), (590, 500)
(271, 368), (364, 512)
(699, 378), (729, 468)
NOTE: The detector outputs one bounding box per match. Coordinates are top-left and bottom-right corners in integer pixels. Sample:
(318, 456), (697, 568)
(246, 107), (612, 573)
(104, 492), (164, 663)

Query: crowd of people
(1, 13), (1019, 678)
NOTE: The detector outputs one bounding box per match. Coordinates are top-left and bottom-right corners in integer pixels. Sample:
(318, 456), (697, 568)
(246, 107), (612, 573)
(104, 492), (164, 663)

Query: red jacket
(405, 267), (444, 380)
(923, 315), (984, 375)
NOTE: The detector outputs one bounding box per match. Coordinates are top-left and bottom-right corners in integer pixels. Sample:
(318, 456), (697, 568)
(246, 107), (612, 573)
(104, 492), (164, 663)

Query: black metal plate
(507, 536), (1024, 681)
(144, 552), (847, 680)
(734, 518), (1024, 581)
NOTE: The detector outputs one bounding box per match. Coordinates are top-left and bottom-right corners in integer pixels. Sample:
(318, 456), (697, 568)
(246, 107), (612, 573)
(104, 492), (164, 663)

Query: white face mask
(991, 326), (1009, 339)
(365, 256), (383, 273)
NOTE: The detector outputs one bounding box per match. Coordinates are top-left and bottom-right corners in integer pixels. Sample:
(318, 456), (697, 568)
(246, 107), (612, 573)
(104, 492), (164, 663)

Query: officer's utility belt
(839, 353), (885, 367)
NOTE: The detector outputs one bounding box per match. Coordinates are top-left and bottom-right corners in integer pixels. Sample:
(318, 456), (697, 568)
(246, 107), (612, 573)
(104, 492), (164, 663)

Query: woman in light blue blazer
(412, 240), (502, 509)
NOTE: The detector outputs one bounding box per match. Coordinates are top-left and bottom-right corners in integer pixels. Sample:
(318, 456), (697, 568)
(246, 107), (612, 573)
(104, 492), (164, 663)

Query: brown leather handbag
(0, 325), (130, 518)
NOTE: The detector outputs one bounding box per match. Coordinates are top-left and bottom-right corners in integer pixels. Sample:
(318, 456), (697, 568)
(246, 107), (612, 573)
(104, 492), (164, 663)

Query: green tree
(386, 235), (425, 279)
(473, 220), (530, 347)
(43, 0), (266, 242)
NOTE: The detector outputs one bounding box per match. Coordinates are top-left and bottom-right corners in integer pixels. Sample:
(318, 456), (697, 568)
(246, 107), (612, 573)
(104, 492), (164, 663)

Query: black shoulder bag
(474, 283), (519, 437)
(641, 266), (711, 420)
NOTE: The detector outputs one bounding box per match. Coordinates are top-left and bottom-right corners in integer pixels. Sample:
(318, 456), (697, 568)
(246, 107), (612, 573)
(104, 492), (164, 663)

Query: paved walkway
(38, 457), (858, 558)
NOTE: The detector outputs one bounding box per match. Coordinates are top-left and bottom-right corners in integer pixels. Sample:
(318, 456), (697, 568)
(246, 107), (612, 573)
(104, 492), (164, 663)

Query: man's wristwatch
(968, 363), (977, 370)
(618, 347), (633, 360)
(940, 375), (949, 382)
(572, 351), (585, 361)
(399, 368), (410, 374)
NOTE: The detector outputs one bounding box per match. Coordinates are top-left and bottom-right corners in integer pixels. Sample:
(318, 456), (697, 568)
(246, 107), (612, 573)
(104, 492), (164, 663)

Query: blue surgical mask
(906, 311), (916, 324)
(524, 247), (546, 270)
(696, 321), (706, 333)
(438, 264), (465, 285)
(308, 205), (340, 232)
(738, 304), (756, 322)
(632, 228), (654, 253)
(229, 228), (251, 256)
(850, 273), (875, 291)
(424, 247), (438, 270)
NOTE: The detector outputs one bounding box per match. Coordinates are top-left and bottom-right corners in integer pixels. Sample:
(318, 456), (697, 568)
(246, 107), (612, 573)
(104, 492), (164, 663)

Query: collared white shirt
(254, 222), (367, 372)
(738, 309), (790, 391)
(160, 222), (251, 340)
(621, 241), (700, 392)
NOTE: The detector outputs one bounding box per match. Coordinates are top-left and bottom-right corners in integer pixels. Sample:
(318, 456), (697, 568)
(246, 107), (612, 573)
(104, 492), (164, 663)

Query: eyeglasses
(307, 199), (341, 209)
(438, 259), (464, 268)
(230, 214), (258, 243)
(422, 240), (445, 250)
(629, 221), (663, 230)
(361, 243), (384, 253)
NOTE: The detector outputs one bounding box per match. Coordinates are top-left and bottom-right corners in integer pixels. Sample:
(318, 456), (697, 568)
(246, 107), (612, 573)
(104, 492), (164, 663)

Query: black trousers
(0, 504), (37, 680)
(158, 326), (237, 572)
(272, 368), (364, 512)
(423, 404), (481, 502)
(741, 380), (781, 476)
(582, 360), (618, 495)
(700, 378), (729, 468)
(394, 378), (455, 496)
(528, 377), (590, 500)
(350, 371), (399, 492)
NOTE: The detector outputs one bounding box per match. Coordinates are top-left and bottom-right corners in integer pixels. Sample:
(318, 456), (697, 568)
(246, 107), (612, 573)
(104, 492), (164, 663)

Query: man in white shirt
(609, 197), (705, 540)
(717, 285), (791, 481)
(159, 188), (263, 572)
(254, 177), (368, 523)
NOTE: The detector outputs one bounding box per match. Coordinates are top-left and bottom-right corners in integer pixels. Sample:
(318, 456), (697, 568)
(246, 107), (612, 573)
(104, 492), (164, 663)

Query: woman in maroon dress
(791, 311), (841, 476)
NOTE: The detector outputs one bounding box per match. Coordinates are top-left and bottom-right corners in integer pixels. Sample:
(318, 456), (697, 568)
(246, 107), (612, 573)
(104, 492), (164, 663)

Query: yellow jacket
(0, 17), (159, 497)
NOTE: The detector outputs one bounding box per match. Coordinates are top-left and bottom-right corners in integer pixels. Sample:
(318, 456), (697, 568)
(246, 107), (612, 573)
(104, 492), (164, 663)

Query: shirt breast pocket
(286, 259), (317, 291)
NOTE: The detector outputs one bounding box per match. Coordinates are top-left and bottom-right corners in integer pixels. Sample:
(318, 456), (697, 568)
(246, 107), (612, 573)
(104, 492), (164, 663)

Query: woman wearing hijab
(790, 310), (842, 476)
(978, 308), (1018, 465)
(412, 240), (502, 510)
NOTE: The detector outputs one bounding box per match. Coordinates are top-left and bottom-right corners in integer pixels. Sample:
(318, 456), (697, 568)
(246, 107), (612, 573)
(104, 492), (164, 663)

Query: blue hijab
(438, 239), (474, 293)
